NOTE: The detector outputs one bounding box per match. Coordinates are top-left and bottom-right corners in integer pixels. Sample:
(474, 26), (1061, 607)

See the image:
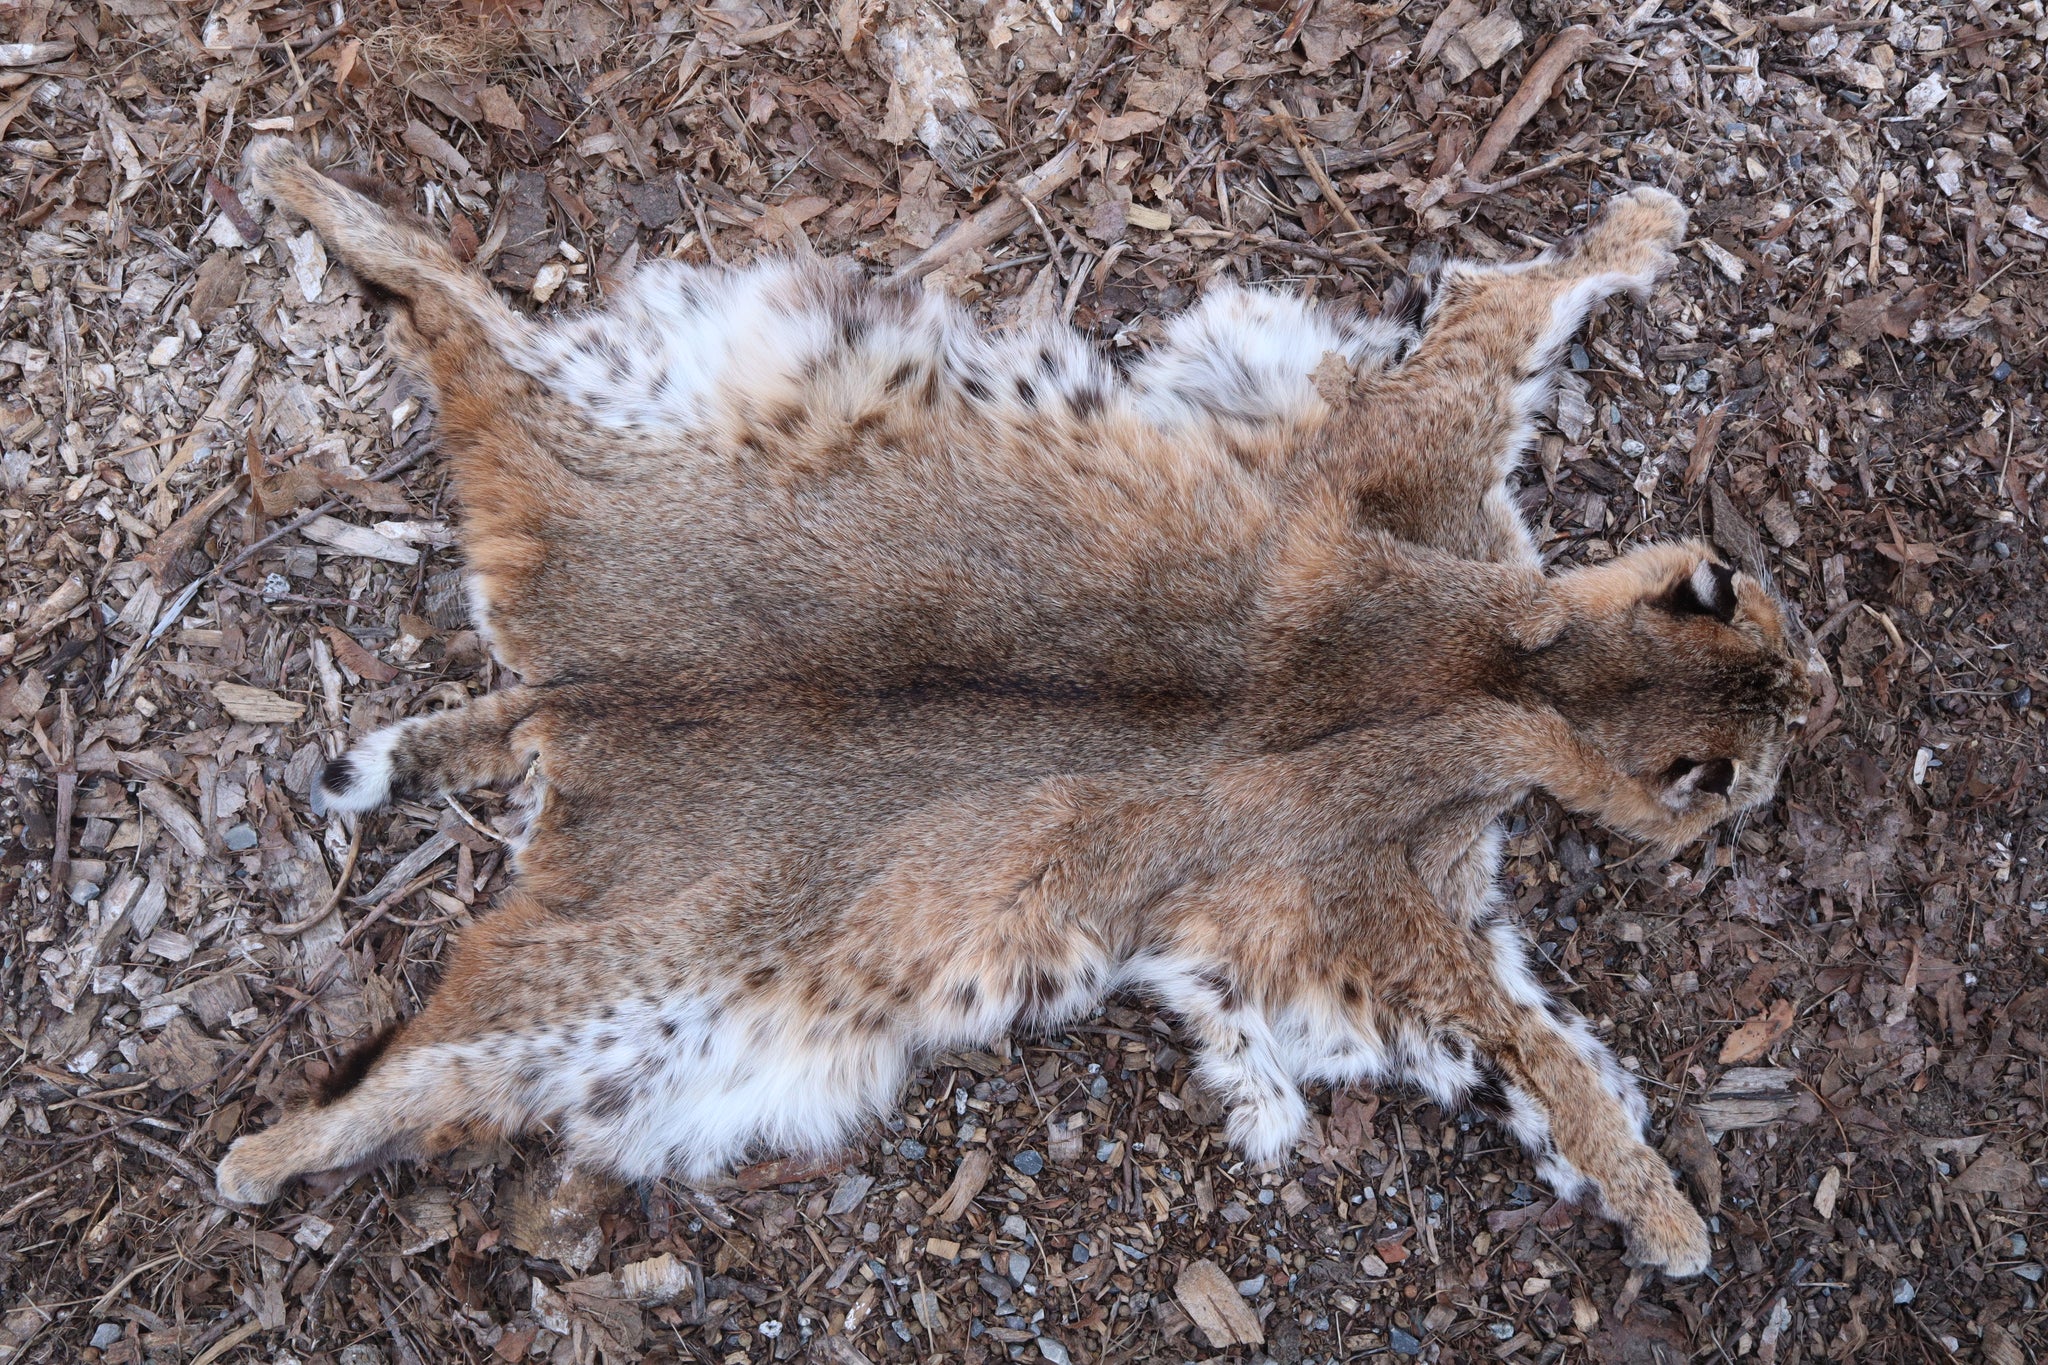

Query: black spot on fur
(886, 361), (918, 393)
(312, 1023), (401, 1105)
(587, 1073), (636, 1122)
(1198, 968), (1243, 1013)
(1340, 979), (1363, 1008)
(1038, 347), (1059, 377)
(961, 375), (991, 403)
(1020, 968), (1063, 1018)
(955, 981), (979, 1011)
(839, 313), (869, 347)
(745, 964), (779, 990)
(1070, 386), (1105, 418)
(1015, 378), (1037, 406)
(658, 1018), (678, 1039)
(1468, 1058), (1515, 1119)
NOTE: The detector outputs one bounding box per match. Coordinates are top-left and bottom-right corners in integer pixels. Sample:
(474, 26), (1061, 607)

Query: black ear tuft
(1696, 757), (1736, 796)
(1662, 559), (1739, 623)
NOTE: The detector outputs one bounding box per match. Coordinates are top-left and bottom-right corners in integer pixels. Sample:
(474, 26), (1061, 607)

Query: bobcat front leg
(315, 687), (539, 815)
(1444, 913), (1710, 1277)
(1337, 187), (1689, 564)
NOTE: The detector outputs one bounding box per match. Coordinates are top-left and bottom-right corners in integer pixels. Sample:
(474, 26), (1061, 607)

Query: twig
(260, 823), (362, 937)
(1455, 147), (1600, 199)
(1464, 25), (1599, 185)
(300, 1189), (385, 1335)
(1234, 231), (1391, 273)
(47, 690), (76, 894)
(113, 1127), (223, 1197)
(896, 143), (1085, 281)
(216, 868), (445, 1097)
(1266, 102), (1400, 269)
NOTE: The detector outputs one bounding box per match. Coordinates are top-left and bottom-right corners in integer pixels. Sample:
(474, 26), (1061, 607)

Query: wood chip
(299, 515), (422, 564)
(0, 41), (76, 67)
(138, 781), (208, 858)
(1696, 1066), (1800, 1139)
(928, 1148), (994, 1222)
(211, 683), (307, 725)
(1174, 1258), (1264, 1347)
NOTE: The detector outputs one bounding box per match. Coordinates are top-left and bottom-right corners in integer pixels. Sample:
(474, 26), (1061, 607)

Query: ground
(2, 0), (2045, 1362)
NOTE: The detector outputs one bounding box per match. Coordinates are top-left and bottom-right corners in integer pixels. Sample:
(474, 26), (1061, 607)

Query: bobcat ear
(1660, 756), (1737, 806)
(1662, 559), (1738, 623)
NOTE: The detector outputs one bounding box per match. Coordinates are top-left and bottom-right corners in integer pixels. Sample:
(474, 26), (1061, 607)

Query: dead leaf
(1833, 284), (1938, 342)
(138, 1017), (231, 1091)
(188, 252), (246, 326)
(1662, 1107), (1722, 1214)
(1953, 1147), (2032, 1197)
(1813, 1164), (1842, 1220)
(1720, 998), (1795, 1064)
(321, 626), (401, 684)
(1174, 1259), (1263, 1347)
(1684, 402), (1727, 489)
(477, 84), (526, 130)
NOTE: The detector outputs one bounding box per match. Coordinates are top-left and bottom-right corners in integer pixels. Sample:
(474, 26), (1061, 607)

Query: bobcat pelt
(219, 138), (1810, 1276)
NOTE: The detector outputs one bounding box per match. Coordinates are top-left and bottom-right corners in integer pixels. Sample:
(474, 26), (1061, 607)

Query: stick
(1266, 103), (1400, 269)
(1464, 25), (1599, 185)
(260, 823), (362, 937)
(895, 143), (1084, 281)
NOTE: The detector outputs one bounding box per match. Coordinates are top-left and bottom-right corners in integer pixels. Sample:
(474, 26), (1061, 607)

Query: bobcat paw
(1572, 186), (1688, 284)
(311, 727), (403, 816)
(215, 1137), (288, 1205)
(1225, 1086), (1310, 1165)
(1619, 1182), (1712, 1279)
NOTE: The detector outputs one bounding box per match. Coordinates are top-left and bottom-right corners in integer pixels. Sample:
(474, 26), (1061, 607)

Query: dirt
(2, 1), (2045, 1363)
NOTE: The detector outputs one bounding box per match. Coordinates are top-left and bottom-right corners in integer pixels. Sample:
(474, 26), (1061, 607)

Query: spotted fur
(220, 140), (1813, 1277)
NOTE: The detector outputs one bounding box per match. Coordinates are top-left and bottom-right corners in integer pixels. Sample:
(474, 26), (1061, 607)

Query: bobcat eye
(1660, 560), (1738, 623)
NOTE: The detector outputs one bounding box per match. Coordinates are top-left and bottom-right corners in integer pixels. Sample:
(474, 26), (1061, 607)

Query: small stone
(1235, 1274), (1266, 1296)
(1036, 1338), (1071, 1365)
(262, 572), (291, 602)
(91, 1324), (123, 1349)
(898, 1139), (927, 1160)
(1008, 1252), (1031, 1285)
(147, 334), (184, 367)
(69, 881), (101, 906)
(222, 824), (259, 851)
(1390, 1326), (1423, 1355)
(1010, 1148), (1045, 1176)
(1893, 1279), (1916, 1305)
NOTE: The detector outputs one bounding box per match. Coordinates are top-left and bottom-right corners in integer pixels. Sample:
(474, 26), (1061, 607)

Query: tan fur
(220, 140), (1809, 1277)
